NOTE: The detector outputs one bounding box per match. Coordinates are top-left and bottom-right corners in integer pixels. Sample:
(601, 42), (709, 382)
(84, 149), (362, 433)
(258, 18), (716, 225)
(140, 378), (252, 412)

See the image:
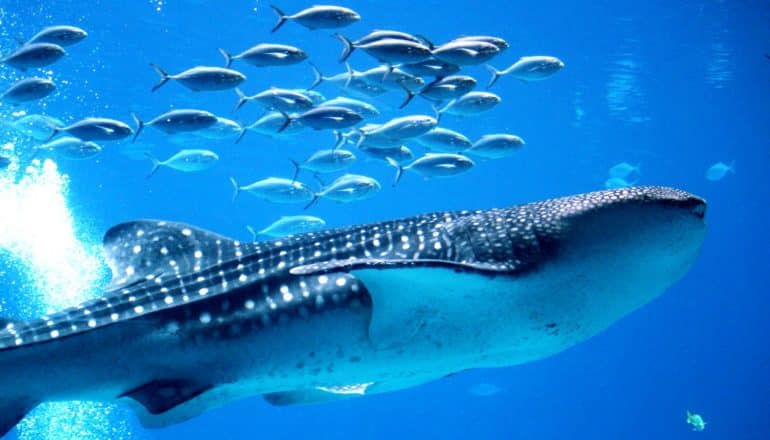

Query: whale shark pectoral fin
(102, 220), (236, 291)
(120, 379), (214, 415)
(0, 397), (38, 438)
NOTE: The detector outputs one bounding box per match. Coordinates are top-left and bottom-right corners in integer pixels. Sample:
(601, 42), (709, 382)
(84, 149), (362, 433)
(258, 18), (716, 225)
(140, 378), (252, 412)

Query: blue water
(1, 0), (768, 438)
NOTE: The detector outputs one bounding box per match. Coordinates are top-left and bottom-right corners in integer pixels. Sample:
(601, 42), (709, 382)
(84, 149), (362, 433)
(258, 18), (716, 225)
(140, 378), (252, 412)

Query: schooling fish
(336, 35), (433, 65)
(355, 115), (437, 147)
(0, 77), (56, 105)
(271, 4), (360, 33)
(308, 63), (389, 99)
(431, 40), (500, 66)
(400, 75), (476, 108)
(7, 114), (63, 140)
(36, 136), (102, 160)
(146, 149), (219, 178)
(486, 56), (565, 88)
(25, 25), (88, 46)
(435, 92), (501, 121)
(305, 173), (381, 209)
(230, 176), (315, 204)
(358, 144), (414, 164)
(415, 127), (472, 153)
(608, 162), (641, 179)
(48, 117), (133, 142)
(399, 58), (460, 78)
(290, 149), (356, 181)
(150, 64), (246, 92)
(278, 106), (363, 132)
(0, 187), (707, 437)
(319, 97), (380, 118)
(237, 112), (306, 143)
(132, 109), (218, 142)
(705, 161), (734, 181)
(234, 87), (314, 113)
(1, 43), (66, 71)
(219, 44), (307, 68)
(450, 35), (508, 52)
(387, 153), (475, 186)
(465, 134), (525, 159)
(248, 215), (327, 239)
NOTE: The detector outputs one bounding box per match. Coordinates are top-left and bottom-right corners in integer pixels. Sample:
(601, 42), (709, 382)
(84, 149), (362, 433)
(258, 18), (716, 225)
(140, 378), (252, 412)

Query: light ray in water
(0, 157), (136, 440)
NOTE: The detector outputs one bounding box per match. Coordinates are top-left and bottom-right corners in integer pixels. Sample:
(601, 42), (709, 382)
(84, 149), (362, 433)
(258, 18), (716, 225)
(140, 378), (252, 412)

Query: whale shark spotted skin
(0, 186), (707, 435)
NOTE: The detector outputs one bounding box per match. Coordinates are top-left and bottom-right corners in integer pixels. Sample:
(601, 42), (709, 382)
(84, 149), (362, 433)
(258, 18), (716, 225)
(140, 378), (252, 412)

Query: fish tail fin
(277, 111), (292, 133)
(233, 88), (248, 112)
(343, 62), (354, 88)
(270, 5), (288, 33)
(416, 34), (435, 50)
(354, 129), (366, 149)
(289, 158), (301, 182)
(385, 156), (404, 187)
(381, 63), (394, 82)
(304, 194), (320, 210)
(333, 130), (344, 149)
(398, 84), (416, 109)
(485, 64), (502, 89)
(131, 112), (144, 143)
(149, 63), (170, 92)
(235, 125), (248, 144)
(728, 160), (736, 174)
(43, 127), (60, 142)
(218, 48), (234, 68)
(246, 225), (258, 242)
(145, 153), (161, 179)
(229, 176), (240, 202)
(335, 33), (355, 63)
(308, 62), (324, 90)
(432, 103), (445, 124)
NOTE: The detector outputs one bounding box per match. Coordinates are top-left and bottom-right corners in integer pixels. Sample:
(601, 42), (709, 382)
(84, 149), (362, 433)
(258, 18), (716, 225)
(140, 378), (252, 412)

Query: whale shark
(0, 186), (707, 436)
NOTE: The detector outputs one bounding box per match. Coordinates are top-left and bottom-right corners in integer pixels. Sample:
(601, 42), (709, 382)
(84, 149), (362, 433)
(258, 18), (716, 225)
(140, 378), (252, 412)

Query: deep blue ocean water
(0, 0), (768, 438)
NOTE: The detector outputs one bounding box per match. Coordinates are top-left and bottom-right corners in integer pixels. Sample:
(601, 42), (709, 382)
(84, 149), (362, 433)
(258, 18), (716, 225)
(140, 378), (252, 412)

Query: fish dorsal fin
(103, 220), (235, 291)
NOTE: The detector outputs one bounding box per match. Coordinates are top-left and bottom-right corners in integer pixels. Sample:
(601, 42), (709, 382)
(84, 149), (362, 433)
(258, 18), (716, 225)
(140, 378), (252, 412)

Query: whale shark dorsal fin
(120, 379), (213, 415)
(103, 220), (236, 291)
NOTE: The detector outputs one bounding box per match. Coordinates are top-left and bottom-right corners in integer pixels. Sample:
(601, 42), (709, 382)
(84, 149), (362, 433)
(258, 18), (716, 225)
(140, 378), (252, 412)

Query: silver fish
(25, 25), (88, 46)
(358, 65), (424, 91)
(466, 134), (525, 159)
(279, 106), (362, 132)
(150, 64), (246, 92)
(132, 109), (218, 142)
(248, 215), (327, 239)
(147, 149), (219, 178)
(387, 153), (474, 185)
(431, 40), (500, 66)
(608, 162), (641, 179)
(237, 112), (306, 143)
(450, 35), (508, 52)
(350, 30), (424, 46)
(1, 43), (66, 71)
(336, 35), (432, 65)
(358, 144), (414, 164)
(230, 176), (315, 204)
(436, 92), (501, 120)
(1, 77), (56, 105)
(415, 128), (472, 153)
(486, 56), (565, 88)
(308, 63), (389, 100)
(400, 75), (476, 108)
(7, 114), (63, 140)
(219, 44), (307, 68)
(399, 58), (460, 78)
(234, 87), (314, 113)
(706, 162), (734, 181)
(356, 115), (437, 147)
(49, 117), (133, 142)
(37, 136), (101, 160)
(319, 97), (380, 118)
(271, 4), (360, 33)
(291, 149), (356, 181)
(306, 173), (381, 208)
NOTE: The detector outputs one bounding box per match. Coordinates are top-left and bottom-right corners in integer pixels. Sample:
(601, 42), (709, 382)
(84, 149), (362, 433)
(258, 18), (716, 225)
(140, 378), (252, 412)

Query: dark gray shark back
(0, 186), (703, 352)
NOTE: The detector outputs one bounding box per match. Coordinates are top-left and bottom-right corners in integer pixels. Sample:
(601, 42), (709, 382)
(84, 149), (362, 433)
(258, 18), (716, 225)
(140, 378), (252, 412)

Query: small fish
(7, 114), (63, 140)
(319, 96), (380, 118)
(400, 75), (476, 108)
(308, 63), (389, 99)
(358, 65), (425, 91)
(468, 383), (501, 397)
(150, 64), (246, 92)
(466, 134), (525, 159)
(49, 117), (133, 142)
(686, 411), (706, 432)
(25, 25), (88, 46)
(146, 149), (219, 178)
(271, 4), (360, 33)
(238, 112), (305, 143)
(436, 92), (501, 121)
(234, 87), (314, 113)
(248, 215), (327, 239)
(219, 44), (307, 68)
(415, 127), (472, 153)
(358, 145), (414, 164)
(356, 115), (437, 146)
(486, 56), (565, 88)
(400, 58), (460, 78)
(706, 161), (734, 181)
(451, 35), (508, 52)
(387, 153), (475, 186)
(432, 40), (500, 66)
(37, 136), (101, 160)
(336, 35), (433, 65)
(608, 162), (641, 179)
(132, 109), (218, 142)
(278, 106), (362, 132)
(306, 174), (381, 209)
(1, 77), (56, 105)
(290, 149), (356, 181)
(604, 176), (636, 189)
(194, 117), (242, 140)
(350, 30), (424, 47)
(0, 155), (12, 169)
(230, 176), (314, 204)
(293, 89), (327, 105)
(1, 43), (66, 71)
